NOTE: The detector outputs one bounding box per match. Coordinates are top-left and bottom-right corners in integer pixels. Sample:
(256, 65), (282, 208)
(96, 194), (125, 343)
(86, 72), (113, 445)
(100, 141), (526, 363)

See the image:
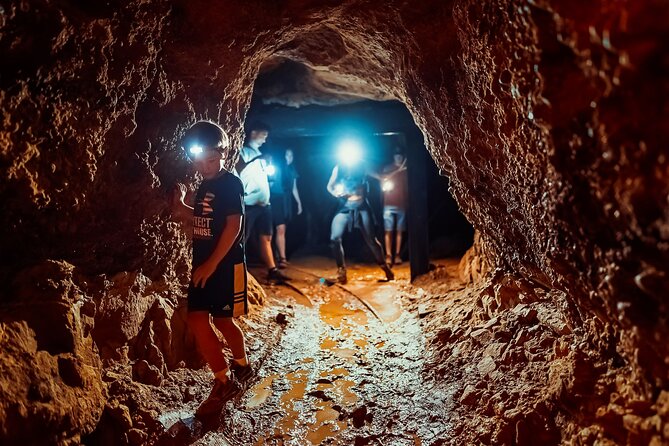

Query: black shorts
(188, 261), (248, 318)
(245, 205), (273, 241)
(271, 195), (286, 226)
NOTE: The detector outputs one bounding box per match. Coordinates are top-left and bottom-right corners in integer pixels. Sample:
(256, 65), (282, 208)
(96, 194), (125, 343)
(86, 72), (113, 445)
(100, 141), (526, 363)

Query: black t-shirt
(283, 164), (298, 193)
(192, 171), (245, 269)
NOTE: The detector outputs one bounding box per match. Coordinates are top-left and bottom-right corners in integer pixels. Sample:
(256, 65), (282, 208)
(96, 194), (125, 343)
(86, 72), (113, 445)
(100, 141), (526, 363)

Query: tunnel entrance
(243, 58), (474, 282)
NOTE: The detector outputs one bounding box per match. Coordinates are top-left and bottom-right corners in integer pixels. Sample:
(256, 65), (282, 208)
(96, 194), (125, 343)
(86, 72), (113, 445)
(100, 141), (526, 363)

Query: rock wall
(1, 0), (667, 443)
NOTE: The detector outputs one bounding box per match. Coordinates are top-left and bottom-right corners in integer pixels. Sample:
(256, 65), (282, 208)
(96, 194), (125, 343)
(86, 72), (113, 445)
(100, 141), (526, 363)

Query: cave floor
(159, 257), (460, 445)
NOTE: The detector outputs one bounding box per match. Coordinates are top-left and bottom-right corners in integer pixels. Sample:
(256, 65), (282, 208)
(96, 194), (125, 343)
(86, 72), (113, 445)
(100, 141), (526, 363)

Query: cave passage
(151, 71), (476, 445)
(5, 1), (667, 444)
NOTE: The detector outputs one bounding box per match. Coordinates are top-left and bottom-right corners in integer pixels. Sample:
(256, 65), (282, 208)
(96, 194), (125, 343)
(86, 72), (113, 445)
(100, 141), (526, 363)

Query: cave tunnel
(243, 64), (475, 278)
(1, 1), (668, 445)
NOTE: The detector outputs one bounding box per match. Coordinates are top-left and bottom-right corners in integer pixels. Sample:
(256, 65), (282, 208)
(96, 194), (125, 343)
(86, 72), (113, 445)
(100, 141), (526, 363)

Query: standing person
(380, 147), (408, 265)
(327, 160), (394, 284)
(171, 121), (252, 418)
(236, 121), (288, 283)
(268, 149), (303, 268)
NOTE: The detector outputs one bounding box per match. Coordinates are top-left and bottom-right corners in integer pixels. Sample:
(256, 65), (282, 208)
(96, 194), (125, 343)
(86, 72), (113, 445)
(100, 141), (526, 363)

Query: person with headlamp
(171, 121), (251, 417)
(380, 146), (408, 266)
(326, 139), (394, 284)
(236, 121), (288, 283)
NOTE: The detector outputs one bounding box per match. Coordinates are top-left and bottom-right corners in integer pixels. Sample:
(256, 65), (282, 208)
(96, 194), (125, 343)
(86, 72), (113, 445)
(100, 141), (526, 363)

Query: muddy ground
(90, 256), (658, 445)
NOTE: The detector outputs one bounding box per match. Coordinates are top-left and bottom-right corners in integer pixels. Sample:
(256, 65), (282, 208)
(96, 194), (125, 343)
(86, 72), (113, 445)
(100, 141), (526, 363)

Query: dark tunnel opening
(243, 99), (475, 269)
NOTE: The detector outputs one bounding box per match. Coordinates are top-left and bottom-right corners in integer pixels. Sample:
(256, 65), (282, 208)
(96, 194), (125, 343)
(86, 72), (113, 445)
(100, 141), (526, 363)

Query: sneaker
(195, 378), (241, 418)
(230, 362), (254, 383)
(336, 267), (347, 284)
(382, 264), (395, 281)
(268, 268), (289, 283)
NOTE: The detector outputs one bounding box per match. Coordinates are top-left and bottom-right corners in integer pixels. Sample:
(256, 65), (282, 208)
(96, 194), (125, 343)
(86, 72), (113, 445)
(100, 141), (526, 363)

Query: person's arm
(326, 165), (340, 197)
(235, 148), (267, 175)
(171, 183), (193, 222)
(292, 178), (303, 215)
(367, 168), (382, 181)
(192, 213), (243, 288)
(384, 160), (407, 179)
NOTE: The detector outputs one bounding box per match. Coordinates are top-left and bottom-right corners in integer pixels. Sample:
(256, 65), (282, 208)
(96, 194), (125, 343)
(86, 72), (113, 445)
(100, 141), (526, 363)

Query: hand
(174, 183), (187, 205)
(297, 203), (303, 215)
(192, 260), (217, 288)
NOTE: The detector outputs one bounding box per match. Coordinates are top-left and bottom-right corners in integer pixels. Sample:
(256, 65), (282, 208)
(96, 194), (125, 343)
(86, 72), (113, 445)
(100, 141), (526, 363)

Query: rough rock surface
(0, 261), (105, 445)
(1, 0), (667, 444)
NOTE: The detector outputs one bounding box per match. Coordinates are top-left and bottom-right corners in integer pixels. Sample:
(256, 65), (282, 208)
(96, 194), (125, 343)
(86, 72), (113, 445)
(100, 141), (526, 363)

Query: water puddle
(246, 374), (278, 409)
(319, 298), (368, 328)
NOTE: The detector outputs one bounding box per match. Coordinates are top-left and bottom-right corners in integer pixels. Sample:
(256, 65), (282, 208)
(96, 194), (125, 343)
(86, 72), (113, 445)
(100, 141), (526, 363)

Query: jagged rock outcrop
(0, 261), (105, 445)
(1, 0), (667, 444)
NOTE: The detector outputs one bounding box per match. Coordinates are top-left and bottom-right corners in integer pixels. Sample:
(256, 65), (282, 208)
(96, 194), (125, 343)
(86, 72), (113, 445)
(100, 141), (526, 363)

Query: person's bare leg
(212, 317), (247, 363)
(395, 232), (403, 258)
(275, 224), (287, 260)
(259, 234), (277, 269)
(385, 231), (392, 260)
(188, 312), (228, 373)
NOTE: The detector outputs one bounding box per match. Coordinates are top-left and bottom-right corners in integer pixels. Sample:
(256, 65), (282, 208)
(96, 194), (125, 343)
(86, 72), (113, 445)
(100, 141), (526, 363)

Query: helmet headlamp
(189, 144), (204, 156)
(185, 143), (222, 161)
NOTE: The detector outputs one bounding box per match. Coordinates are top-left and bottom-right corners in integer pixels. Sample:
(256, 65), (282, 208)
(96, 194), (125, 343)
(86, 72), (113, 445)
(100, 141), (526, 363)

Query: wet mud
(189, 259), (457, 445)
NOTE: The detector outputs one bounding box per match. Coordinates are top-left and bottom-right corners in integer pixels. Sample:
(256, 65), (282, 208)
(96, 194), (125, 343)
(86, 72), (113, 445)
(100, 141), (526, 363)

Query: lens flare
(337, 139), (363, 166)
(266, 164), (276, 176)
(382, 179), (395, 192)
(334, 184), (345, 196)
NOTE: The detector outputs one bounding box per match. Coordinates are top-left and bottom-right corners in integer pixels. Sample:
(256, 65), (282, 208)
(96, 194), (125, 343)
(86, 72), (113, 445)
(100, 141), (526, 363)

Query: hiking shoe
(268, 268), (289, 283)
(336, 267), (348, 284)
(382, 264), (395, 281)
(230, 362), (254, 383)
(195, 378), (241, 418)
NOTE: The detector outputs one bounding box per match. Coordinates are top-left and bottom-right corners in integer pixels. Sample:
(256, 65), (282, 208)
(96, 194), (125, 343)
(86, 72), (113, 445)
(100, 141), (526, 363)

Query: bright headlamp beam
(266, 164), (276, 176)
(337, 139), (363, 166)
(382, 179), (394, 192)
(189, 145), (204, 155)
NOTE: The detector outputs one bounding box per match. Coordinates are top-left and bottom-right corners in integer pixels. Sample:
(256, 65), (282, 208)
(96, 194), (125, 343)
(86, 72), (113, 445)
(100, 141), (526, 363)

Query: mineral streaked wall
(1, 0), (667, 443)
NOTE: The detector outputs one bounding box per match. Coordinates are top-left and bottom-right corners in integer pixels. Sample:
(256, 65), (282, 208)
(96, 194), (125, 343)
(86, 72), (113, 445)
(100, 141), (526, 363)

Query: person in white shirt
(236, 122), (288, 283)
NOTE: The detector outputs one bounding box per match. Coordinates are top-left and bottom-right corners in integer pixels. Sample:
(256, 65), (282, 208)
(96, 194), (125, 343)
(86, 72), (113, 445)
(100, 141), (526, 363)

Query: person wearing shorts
(381, 146), (408, 265)
(236, 121), (288, 283)
(172, 120), (252, 418)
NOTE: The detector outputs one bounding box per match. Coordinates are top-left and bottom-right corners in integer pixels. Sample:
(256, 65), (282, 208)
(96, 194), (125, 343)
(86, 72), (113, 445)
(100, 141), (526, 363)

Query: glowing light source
(189, 144), (203, 156)
(337, 139), (363, 166)
(382, 179), (394, 192)
(334, 184), (345, 196)
(266, 164), (276, 176)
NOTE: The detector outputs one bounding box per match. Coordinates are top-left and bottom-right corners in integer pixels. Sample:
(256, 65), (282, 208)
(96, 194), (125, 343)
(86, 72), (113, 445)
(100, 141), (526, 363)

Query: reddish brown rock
(0, 261), (105, 444)
(1, 0), (668, 444)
